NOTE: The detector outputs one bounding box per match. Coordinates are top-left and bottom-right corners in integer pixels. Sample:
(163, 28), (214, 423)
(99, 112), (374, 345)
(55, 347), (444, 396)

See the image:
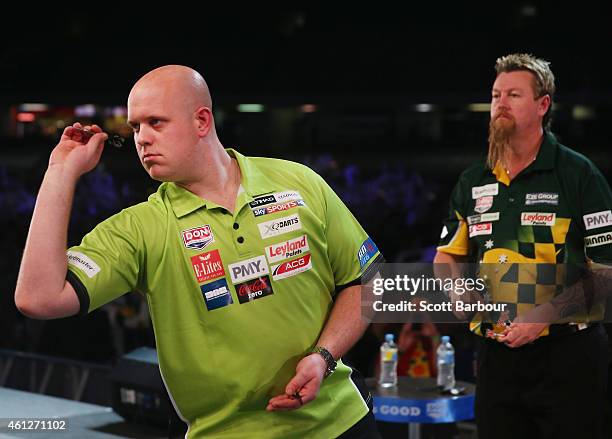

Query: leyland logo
(520, 212), (555, 226)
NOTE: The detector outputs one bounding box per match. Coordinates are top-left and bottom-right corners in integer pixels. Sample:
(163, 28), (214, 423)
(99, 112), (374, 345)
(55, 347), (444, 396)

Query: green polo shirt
(66, 149), (382, 438)
(437, 133), (612, 335)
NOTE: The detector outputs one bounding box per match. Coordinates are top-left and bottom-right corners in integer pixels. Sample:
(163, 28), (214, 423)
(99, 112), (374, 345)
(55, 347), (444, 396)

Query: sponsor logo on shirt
(200, 278), (233, 311)
(181, 225), (214, 250)
(467, 212), (500, 225)
(236, 276), (274, 304)
(358, 237), (379, 268)
(583, 210), (612, 230)
(468, 223), (492, 237)
(525, 192), (559, 206)
(521, 212), (556, 226)
(265, 235), (310, 264)
(249, 194), (276, 208)
(191, 249), (225, 283)
(274, 190), (302, 203)
(474, 196), (493, 213)
(228, 255), (269, 284)
(252, 200), (305, 217)
(472, 183), (498, 199)
(67, 251), (101, 278)
(585, 231), (612, 248)
(258, 213), (302, 239)
(271, 253), (312, 280)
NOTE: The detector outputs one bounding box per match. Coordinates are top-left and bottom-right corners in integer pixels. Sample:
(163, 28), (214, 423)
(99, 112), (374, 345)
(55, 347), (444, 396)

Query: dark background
(1, 4), (611, 430)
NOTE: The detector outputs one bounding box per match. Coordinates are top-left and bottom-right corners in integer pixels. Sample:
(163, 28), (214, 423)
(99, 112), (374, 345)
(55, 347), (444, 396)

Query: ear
(538, 95), (551, 118)
(194, 106), (214, 138)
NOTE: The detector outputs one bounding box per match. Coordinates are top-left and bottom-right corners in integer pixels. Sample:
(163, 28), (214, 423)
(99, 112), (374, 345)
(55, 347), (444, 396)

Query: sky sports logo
(257, 213), (302, 239)
(252, 199), (305, 217)
(181, 225), (214, 250)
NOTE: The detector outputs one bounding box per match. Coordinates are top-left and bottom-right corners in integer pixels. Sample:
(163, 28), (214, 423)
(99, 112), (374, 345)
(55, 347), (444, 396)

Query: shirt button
(509, 198), (515, 203)
(237, 236), (245, 244)
(233, 223), (239, 230)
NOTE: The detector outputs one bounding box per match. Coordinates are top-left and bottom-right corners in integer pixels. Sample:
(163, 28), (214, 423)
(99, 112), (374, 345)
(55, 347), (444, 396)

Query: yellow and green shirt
(437, 133), (612, 335)
(66, 149), (382, 438)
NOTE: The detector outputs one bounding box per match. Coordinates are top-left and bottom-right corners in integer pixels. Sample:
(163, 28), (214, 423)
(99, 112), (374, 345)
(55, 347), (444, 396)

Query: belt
(546, 322), (597, 338)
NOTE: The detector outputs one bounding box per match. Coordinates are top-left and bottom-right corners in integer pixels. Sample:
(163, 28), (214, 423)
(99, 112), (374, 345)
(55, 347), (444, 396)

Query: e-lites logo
(265, 235), (310, 263)
(236, 276), (274, 304)
(258, 213), (302, 239)
(228, 255), (269, 284)
(468, 222), (492, 237)
(358, 237), (379, 268)
(67, 251), (100, 278)
(181, 225), (214, 250)
(191, 249), (225, 283)
(200, 278), (233, 311)
(252, 200), (305, 217)
(521, 212), (556, 226)
(271, 253), (312, 280)
(583, 210), (612, 230)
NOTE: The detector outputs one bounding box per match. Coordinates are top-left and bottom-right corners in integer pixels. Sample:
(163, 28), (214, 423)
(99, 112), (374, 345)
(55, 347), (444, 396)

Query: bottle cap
(441, 335), (450, 343)
(385, 333), (394, 342)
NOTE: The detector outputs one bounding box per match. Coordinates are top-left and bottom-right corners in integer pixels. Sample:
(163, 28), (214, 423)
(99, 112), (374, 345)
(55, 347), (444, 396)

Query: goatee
(487, 116), (516, 169)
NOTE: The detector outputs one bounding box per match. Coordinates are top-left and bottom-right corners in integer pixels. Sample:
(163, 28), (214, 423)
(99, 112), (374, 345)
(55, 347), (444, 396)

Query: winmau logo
(258, 214), (302, 239)
(585, 232), (612, 248)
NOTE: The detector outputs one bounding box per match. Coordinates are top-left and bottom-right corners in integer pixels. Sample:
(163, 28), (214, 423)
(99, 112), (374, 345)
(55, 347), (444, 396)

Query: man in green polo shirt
(435, 54), (610, 438)
(14, 65), (383, 438)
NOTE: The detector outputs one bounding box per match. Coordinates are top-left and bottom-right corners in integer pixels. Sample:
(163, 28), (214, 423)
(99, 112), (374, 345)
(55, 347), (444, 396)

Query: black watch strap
(309, 346), (337, 378)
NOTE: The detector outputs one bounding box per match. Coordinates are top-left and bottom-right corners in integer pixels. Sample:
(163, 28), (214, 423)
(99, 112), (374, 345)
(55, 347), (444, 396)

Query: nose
(135, 125), (154, 148)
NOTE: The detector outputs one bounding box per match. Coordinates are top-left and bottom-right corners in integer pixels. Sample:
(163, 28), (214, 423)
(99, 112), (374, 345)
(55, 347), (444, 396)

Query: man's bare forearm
(315, 285), (368, 359)
(15, 165), (78, 310)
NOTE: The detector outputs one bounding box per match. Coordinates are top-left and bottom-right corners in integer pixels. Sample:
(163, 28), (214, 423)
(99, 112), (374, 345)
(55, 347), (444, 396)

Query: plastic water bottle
(379, 333), (398, 388)
(436, 335), (456, 391)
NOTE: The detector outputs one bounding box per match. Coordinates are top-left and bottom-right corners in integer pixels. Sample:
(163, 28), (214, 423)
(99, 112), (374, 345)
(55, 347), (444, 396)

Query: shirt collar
(491, 131), (558, 186)
(166, 148), (278, 218)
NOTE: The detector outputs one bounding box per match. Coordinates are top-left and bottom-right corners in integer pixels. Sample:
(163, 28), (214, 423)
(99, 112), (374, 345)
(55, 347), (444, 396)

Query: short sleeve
(66, 209), (144, 315)
(437, 178), (470, 256)
(580, 167), (612, 264)
(316, 175), (383, 291)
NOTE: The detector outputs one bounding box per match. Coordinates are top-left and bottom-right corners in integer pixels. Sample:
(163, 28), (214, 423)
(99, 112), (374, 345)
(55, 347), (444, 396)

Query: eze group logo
(181, 225), (214, 250)
(525, 192), (559, 206)
(265, 235), (310, 263)
(236, 276), (274, 304)
(257, 213), (302, 239)
(271, 253), (312, 280)
(191, 249), (225, 283)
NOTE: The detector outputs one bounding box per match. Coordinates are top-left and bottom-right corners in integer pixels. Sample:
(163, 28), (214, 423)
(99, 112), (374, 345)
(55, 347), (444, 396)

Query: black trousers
(336, 367), (381, 439)
(475, 324), (609, 439)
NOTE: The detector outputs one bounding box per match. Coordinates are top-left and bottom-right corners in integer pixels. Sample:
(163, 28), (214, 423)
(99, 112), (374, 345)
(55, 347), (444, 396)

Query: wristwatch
(309, 346), (337, 378)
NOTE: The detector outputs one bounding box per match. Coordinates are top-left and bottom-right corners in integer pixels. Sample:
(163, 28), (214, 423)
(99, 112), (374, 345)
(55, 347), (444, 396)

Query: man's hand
(497, 321), (548, 348)
(266, 354), (327, 411)
(49, 122), (108, 178)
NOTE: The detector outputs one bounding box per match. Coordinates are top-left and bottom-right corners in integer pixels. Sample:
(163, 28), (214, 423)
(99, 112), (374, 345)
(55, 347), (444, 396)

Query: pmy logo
(583, 210), (612, 230)
(228, 255), (269, 284)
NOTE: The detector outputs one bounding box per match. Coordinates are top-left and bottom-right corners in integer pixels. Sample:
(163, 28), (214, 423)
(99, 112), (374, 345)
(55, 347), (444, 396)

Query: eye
(129, 124), (140, 134)
(150, 119), (161, 127)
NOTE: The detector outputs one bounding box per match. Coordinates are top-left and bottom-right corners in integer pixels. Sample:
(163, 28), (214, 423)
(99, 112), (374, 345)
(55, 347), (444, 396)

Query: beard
(487, 114), (516, 169)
